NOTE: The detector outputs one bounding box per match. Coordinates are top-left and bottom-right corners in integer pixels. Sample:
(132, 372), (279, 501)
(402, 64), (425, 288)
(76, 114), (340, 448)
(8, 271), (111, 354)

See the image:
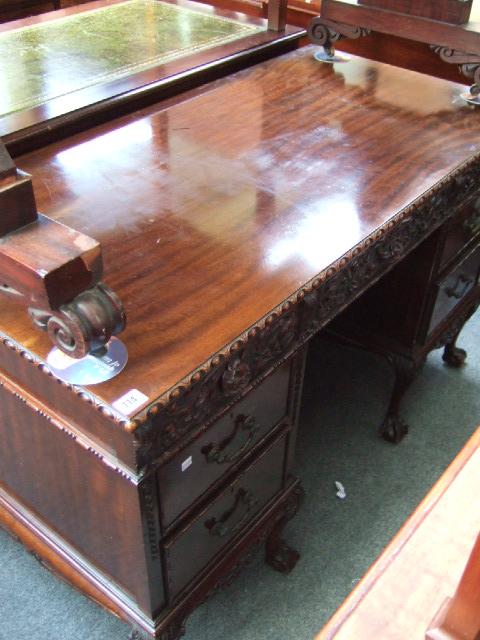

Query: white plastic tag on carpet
(335, 481), (346, 500)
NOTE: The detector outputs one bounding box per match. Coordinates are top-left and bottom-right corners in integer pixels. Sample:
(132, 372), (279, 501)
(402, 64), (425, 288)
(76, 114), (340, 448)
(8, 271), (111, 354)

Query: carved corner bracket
(308, 16), (370, 57)
(430, 46), (480, 97)
(0, 139), (126, 358)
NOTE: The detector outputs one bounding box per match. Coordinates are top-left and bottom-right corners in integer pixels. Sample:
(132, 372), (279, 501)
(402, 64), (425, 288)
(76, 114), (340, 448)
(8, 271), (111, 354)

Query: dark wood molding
(0, 368), (137, 482)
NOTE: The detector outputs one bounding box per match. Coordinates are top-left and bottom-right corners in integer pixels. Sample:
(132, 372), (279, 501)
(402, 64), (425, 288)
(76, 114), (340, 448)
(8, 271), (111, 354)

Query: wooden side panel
(0, 370), (164, 615)
(0, 337), (136, 469)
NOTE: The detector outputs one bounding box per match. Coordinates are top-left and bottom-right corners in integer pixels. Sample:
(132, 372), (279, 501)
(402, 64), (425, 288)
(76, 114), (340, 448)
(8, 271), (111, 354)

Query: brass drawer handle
(445, 274), (473, 300)
(202, 414), (260, 465)
(205, 488), (258, 538)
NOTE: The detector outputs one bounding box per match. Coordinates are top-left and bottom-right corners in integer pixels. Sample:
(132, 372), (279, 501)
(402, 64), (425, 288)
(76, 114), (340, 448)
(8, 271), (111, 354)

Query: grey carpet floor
(1, 314), (479, 640)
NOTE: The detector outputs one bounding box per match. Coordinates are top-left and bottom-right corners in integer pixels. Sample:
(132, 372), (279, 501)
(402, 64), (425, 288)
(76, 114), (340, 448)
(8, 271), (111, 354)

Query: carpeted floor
(1, 314), (479, 640)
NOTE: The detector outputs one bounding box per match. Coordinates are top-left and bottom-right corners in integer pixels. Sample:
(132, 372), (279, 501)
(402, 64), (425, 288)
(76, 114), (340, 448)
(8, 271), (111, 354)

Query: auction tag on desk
(112, 388), (149, 415)
(47, 337), (128, 386)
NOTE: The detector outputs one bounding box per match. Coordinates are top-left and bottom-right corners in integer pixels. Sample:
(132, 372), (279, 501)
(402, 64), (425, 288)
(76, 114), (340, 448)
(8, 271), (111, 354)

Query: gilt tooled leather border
(0, 154), (479, 463)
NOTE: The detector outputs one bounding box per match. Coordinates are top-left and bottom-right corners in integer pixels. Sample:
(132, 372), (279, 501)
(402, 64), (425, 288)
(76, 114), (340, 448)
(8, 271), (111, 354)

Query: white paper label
(181, 456), (192, 472)
(112, 389), (149, 415)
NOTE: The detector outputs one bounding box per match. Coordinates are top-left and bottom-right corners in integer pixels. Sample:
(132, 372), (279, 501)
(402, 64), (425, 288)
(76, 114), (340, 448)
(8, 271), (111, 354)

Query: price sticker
(112, 389), (149, 415)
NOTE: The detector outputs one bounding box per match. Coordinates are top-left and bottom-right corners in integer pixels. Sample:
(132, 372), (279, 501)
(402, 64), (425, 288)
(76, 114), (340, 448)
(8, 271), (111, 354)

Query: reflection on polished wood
(11, 47), (480, 413)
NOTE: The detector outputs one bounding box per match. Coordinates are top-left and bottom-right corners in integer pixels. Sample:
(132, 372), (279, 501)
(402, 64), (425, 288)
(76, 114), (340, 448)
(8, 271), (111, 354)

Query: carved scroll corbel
(28, 283), (126, 359)
(308, 16), (370, 57)
(431, 46), (480, 97)
(0, 139), (126, 358)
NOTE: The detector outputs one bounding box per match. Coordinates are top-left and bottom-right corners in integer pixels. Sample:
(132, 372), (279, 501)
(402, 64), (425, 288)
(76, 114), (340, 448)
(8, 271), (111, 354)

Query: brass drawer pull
(205, 488), (258, 538)
(445, 274), (473, 300)
(202, 414), (260, 464)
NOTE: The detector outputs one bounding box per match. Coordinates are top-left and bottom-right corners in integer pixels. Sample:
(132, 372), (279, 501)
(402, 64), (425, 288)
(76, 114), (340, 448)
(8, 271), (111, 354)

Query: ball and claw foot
(266, 538), (300, 574)
(381, 415), (409, 444)
(442, 344), (467, 368)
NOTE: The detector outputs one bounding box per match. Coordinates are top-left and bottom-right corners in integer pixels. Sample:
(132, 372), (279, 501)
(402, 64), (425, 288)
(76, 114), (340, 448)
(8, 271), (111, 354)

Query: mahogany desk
(315, 427), (480, 640)
(1, 47), (480, 639)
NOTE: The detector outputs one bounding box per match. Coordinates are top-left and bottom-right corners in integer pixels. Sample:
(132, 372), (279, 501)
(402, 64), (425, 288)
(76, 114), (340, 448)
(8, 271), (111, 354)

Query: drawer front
(158, 361), (291, 529)
(439, 197), (480, 271)
(428, 245), (480, 335)
(163, 433), (286, 600)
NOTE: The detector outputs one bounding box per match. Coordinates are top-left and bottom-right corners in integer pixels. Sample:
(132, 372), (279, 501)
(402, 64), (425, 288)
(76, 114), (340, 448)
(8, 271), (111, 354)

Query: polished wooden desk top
(316, 427), (480, 639)
(5, 47), (480, 421)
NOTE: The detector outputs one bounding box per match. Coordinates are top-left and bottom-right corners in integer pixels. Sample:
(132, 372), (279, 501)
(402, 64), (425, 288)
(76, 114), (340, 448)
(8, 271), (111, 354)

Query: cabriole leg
(381, 354), (419, 444)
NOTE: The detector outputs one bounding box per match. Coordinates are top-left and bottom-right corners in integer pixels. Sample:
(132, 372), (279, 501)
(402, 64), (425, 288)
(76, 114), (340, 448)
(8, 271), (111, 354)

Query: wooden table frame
(308, 0), (480, 96)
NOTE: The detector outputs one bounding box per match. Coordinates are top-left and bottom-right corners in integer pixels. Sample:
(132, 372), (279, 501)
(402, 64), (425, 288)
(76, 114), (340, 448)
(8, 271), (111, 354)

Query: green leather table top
(0, 0), (264, 117)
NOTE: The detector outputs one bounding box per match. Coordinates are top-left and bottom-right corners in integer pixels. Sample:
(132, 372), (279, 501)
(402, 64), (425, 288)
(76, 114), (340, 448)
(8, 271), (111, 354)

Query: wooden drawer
(439, 197), (480, 271)
(158, 361), (291, 529)
(428, 245), (480, 335)
(163, 432), (287, 600)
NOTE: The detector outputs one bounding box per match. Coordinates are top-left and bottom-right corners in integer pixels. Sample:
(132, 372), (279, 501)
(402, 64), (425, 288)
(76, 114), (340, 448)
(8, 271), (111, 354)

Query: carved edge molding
(0, 154), (479, 454)
(0, 329), (131, 426)
(0, 371), (137, 483)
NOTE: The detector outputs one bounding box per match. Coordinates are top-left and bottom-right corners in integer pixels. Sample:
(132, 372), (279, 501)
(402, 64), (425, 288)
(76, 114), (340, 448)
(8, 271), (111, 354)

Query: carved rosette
(308, 17), (370, 55)
(134, 308), (299, 468)
(28, 282), (126, 358)
(221, 358), (252, 396)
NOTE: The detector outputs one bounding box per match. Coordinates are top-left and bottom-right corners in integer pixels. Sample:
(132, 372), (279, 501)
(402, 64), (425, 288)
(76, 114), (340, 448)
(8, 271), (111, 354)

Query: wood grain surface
(6, 47), (480, 416)
(315, 427), (480, 640)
